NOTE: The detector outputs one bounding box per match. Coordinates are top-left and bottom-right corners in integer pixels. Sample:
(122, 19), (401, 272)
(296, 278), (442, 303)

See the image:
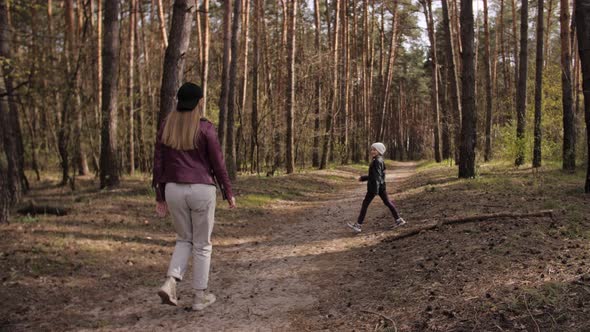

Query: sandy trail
(90, 162), (417, 332)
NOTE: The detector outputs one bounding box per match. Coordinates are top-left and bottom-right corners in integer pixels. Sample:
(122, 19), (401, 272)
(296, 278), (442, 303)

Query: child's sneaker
(393, 218), (406, 228)
(192, 291), (216, 311)
(347, 222), (362, 233)
(158, 277), (178, 306)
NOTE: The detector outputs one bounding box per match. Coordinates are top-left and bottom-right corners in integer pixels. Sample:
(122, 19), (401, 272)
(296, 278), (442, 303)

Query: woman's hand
(156, 201), (168, 217)
(358, 176), (363, 182)
(228, 196), (237, 209)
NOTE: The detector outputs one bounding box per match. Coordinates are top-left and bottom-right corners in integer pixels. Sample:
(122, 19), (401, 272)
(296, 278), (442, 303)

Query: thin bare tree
(533, 0), (544, 167)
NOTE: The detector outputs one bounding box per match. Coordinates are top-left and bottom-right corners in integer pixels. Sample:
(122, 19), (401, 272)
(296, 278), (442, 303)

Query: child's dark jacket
(360, 156), (386, 194)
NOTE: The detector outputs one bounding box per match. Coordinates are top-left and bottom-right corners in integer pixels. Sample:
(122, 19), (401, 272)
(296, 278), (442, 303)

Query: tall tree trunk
(562, 0), (576, 171)
(511, 0), (520, 99)
(442, 0), (462, 164)
(135, 8), (147, 173)
(99, 0), (121, 188)
(499, 0), (511, 97)
(251, 0), (263, 173)
(320, 0), (340, 169)
(1, 0), (27, 192)
(285, 0), (296, 173)
(574, 0), (590, 192)
(422, 0), (441, 162)
(458, 0), (476, 178)
(533, 0), (544, 167)
(201, 0), (210, 116)
(236, 0), (250, 172)
(515, 0), (529, 166)
(226, 0), (242, 180)
(128, 0), (136, 175)
(340, 0), (350, 164)
(97, 0), (102, 144)
(218, 0), (232, 153)
(157, 0), (195, 127)
(312, 0), (321, 167)
(483, 0), (494, 162)
(0, 0), (21, 222)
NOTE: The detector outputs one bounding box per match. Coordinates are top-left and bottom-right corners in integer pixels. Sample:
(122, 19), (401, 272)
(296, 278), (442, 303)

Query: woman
(153, 82), (236, 311)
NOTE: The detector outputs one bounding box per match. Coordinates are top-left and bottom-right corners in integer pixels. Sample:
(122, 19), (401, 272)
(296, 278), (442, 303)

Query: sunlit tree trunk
(515, 0), (529, 166)
(320, 0), (340, 169)
(157, 0), (196, 127)
(285, 0), (296, 173)
(157, 0), (168, 48)
(312, 0), (321, 167)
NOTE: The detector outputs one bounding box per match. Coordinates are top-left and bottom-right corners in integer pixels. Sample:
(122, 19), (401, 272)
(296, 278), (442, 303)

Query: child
(347, 143), (406, 233)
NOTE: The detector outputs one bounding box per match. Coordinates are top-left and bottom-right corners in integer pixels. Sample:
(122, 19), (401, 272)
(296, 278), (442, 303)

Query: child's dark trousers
(357, 190), (400, 224)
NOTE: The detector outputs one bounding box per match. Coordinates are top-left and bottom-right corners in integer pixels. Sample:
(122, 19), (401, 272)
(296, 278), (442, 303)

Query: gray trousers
(165, 183), (216, 290)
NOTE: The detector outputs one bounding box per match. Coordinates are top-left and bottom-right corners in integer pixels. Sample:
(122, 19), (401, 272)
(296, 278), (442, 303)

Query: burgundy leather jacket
(152, 118), (233, 202)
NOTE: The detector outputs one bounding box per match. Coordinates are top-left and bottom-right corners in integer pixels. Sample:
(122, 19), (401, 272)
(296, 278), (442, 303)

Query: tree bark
(0, 1), (19, 223)
(312, 0), (321, 168)
(515, 0), (529, 167)
(340, 0), (350, 164)
(0, 0), (27, 195)
(128, 0), (136, 175)
(218, 0), (232, 153)
(442, 0), (462, 164)
(511, 0), (520, 99)
(157, 0), (195, 127)
(458, 0), (476, 178)
(201, 0), (210, 116)
(320, 0), (340, 169)
(97, 0), (102, 142)
(99, 0), (121, 188)
(574, 0), (590, 192)
(157, 0), (169, 48)
(483, 0), (494, 162)
(226, 0), (242, 180)
(562, 0), (576, 171)
(533, 0), (544, 167)
(422, 0), (441, 163)
(285, 0), (296, 173)
(251, 0), (263, 173)
(237, 0), (250, 172)
(544, 0), (554, 66)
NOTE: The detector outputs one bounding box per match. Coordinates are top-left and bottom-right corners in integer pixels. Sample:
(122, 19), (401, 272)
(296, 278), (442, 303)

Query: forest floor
(1, 160), (590, 331)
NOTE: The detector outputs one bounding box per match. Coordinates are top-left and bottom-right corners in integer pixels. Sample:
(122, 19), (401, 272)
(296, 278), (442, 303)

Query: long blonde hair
(161, 100), (203, 150)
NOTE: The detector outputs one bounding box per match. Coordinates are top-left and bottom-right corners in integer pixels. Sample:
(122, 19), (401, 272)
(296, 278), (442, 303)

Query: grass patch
(239, 194), (275, 208)
(14, 214), (40, 224)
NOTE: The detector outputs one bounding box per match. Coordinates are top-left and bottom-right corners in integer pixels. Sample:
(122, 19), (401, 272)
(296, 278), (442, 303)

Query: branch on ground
(383, 210), (554, 242)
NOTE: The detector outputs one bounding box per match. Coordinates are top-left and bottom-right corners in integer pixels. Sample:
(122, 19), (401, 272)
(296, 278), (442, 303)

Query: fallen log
(384, 210), (554, 242)
(17, 202), (68, 216)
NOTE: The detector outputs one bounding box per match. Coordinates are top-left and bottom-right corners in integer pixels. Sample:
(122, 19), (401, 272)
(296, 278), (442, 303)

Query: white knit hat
(371, 142), (386, 155)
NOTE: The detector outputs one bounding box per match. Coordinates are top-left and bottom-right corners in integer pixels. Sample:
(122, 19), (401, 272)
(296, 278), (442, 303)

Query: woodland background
(0, 0), (589, 220)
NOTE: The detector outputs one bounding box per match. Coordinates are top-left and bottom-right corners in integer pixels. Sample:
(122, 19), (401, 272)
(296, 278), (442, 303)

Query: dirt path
(93, 162), (417, 331)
